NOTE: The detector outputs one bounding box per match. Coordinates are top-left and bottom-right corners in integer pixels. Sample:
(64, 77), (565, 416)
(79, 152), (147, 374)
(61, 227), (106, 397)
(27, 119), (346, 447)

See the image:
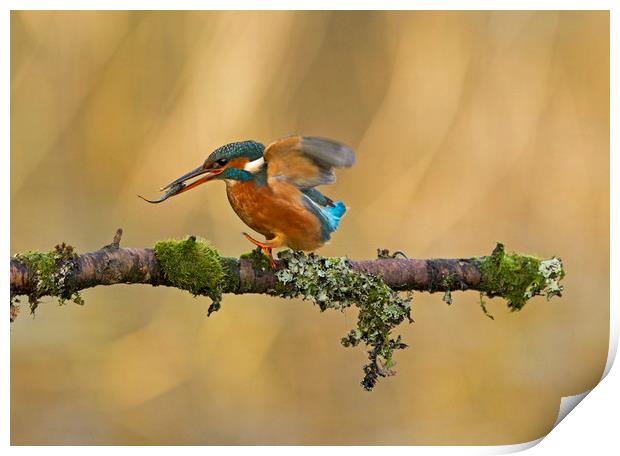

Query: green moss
(475, 243), (565, 311)
(273, 250), (413, 391)
(219, 257), (240, 293)
(13, 243), (84, 314)
(240, 248), (272, 271)
(153, 236), (224, 311)
(478, 293), (495, 320)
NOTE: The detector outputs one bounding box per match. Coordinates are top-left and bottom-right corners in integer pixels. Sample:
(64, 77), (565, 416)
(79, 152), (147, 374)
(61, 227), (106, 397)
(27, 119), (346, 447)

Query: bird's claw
(243, 233), (277, 269)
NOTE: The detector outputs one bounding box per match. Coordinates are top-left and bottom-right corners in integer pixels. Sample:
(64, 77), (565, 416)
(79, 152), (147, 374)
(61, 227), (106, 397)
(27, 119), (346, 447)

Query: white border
(3, 1), (617, 453)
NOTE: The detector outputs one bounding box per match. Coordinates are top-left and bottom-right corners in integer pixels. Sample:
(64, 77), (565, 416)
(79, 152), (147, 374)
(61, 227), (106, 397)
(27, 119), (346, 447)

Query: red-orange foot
(242, 232), (277, 269)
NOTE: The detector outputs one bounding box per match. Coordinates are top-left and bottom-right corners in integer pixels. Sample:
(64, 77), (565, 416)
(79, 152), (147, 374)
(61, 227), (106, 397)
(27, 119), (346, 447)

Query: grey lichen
(153, 236), (224, 314)
(475, 243), (565, 312)
(13, 243), (84, 314)
(274, 250), (413, 391)
(524, 257), (565, 300)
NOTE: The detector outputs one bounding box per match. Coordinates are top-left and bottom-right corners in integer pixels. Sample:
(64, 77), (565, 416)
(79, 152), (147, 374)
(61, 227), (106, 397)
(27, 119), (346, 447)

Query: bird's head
(140, 140), (265, 203)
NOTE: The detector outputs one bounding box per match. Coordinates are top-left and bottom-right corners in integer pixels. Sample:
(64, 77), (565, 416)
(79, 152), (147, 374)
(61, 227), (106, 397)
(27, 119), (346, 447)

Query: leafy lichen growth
(524, 257), (565, 301)
(153, 236), (224, 314)
(475, 243), (565, 311)
(13, 242), (84, 314)
(274, 250), (413, 391)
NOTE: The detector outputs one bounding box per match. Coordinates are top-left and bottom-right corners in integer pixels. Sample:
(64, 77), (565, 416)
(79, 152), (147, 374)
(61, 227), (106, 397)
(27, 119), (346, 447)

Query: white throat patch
(244, 157), (265, 173)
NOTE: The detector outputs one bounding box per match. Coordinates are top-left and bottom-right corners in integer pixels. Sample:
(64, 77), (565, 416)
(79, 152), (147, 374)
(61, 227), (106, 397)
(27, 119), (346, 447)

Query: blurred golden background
(10, 11), (609, 445)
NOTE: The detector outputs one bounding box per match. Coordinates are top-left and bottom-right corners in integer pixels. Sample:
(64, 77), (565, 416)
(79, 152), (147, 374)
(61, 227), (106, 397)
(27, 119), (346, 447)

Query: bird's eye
(215, 158), (229, 168)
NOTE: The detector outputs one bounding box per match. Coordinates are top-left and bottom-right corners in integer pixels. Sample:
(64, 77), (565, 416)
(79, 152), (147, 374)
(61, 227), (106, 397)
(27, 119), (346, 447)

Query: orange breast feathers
(225, 180), (325, 251)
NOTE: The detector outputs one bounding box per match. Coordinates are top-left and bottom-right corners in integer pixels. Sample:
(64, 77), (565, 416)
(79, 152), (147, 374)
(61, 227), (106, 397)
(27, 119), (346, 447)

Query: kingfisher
(140, 136), (355, 267)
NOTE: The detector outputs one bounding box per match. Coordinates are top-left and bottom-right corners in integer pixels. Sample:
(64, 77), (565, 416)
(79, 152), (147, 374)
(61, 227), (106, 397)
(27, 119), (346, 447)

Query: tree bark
(9, 228), (563, 323)
(10, 231), (482, 297)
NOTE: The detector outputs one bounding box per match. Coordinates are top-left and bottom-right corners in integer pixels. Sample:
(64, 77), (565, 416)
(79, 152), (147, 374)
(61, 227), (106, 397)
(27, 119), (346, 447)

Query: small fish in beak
(138, 181), (187, 204)
(138, 164), (224, 204)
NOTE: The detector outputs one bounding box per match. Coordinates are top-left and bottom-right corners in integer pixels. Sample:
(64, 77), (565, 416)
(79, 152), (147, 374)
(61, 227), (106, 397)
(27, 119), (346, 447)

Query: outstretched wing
(264, 136), (355, 188)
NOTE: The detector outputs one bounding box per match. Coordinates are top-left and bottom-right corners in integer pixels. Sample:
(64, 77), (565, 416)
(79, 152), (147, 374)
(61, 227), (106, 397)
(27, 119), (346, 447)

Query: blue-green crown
(206, 140), (264, 165)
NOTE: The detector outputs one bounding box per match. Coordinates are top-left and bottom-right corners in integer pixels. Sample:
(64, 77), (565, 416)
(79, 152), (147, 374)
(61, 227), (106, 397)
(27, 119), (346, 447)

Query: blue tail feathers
(313, 200), (347, 241)
(324, 201), (347, 233)
(302, 192), (347, 241)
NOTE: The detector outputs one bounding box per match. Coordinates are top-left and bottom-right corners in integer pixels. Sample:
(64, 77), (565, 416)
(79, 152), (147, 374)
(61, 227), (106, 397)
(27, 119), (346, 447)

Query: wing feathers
(265, 136), (355, 188)
(300, 137), (355, 168)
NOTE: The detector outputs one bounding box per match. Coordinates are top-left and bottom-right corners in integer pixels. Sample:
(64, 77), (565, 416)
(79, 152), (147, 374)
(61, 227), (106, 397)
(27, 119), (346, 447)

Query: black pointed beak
(160, 165), (209, 192)
(139, 165), (223, 204)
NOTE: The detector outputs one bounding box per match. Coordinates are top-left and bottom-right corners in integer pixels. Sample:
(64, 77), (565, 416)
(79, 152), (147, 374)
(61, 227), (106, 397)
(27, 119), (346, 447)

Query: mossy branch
(10, 229), (565, 390)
